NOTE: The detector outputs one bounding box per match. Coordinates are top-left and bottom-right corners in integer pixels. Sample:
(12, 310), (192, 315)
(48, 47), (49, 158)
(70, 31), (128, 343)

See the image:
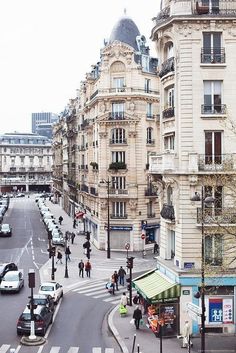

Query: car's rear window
(41, 286), (54, 291)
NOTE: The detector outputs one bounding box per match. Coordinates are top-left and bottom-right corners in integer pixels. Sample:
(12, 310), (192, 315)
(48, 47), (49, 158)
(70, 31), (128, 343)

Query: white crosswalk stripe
(72, 279), (125, 304)
(0, 346), (114, 353)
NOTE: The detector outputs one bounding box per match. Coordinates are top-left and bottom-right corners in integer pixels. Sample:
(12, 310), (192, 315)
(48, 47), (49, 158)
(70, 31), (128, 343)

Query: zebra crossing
(0, 345), (115, 353)
(71, 279), (125, 305)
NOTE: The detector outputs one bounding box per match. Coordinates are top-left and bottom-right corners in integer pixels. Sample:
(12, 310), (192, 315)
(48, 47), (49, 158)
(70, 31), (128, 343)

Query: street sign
(186, 302), (201, 316)
(141, 233), (145, 240)
(125, 242), (130, 250)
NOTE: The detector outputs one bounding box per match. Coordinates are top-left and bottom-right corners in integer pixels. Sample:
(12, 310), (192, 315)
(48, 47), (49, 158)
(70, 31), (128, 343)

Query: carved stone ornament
(128, 131), (137, 138)
(100, 103), (106, 113)
(100, 200), (107, 210)
(129, 200), (137, 210)
(189, 175), (198, 186)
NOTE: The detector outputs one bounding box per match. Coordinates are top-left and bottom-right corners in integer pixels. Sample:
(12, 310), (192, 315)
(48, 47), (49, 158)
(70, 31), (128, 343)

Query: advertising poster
(209, 298), (223, 323)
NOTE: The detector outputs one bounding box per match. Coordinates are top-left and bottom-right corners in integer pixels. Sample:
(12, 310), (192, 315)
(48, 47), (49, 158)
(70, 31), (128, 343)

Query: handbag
(130, 318), (135, 325)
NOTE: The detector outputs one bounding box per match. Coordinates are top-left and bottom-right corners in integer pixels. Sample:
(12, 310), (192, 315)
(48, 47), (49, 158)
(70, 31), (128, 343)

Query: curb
(108, 305), (129, 353)
(20, 335), (46, 346)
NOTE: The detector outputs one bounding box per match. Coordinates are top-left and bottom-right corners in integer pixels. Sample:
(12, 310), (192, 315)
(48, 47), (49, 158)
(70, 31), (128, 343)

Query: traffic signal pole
(127, 257), (134, 306)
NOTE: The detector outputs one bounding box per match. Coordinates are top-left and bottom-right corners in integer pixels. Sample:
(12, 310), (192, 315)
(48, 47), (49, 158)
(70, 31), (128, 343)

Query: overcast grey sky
(0, 0), (161, 134)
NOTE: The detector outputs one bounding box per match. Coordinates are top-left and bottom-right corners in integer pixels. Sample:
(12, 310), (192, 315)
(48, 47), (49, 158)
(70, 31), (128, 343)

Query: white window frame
(112, 151), (125, 163)
(112, 201), (126, 217)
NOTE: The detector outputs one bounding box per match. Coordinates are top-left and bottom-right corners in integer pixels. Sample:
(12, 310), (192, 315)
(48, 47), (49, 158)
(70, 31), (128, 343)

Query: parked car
(43, 213), (55, 224)
(40, 207), (50, 216)
(16, 193), (25, 197)
(0, 270), (24, 293)
(0, 206), (7, 215)
(30, 294), (54, 312)
(17, 304), (53, 336)
(51, 229), (65, 247)
(0, 262), (18, 281)
(0, 223), (12, 237)
(38, 281), (63, 304)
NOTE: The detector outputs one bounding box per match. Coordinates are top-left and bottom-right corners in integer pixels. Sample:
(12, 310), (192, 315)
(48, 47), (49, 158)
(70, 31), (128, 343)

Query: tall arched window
(147, 127), (154, 144)
(167, 185), (173, 205)
(111, 128), (126, 144)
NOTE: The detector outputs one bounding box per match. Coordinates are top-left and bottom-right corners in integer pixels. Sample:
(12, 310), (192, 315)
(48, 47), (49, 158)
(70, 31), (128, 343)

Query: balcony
(201, 104), (226, 115)
(198, 154), (234, 171)
(110, 214), (128, 219)
(110, 138), (127, 145)
(146, 139), (155, 145)
(81, 184), (89, 193)
(108, 112), (125, 120)
(67, 179), (76, 188)
(90, 187), (98, 196)
(201, 48), (225, 64)
(197, 207), (236, 224)
(109, 188), (128, 195)
(159, 57), (175, 79)
(162, 107), (175, 119)
(109, 162), (127, 170)
(147, 212), (156, 218)
(145, 188), (158, 197)
(160, 204), (175, 222)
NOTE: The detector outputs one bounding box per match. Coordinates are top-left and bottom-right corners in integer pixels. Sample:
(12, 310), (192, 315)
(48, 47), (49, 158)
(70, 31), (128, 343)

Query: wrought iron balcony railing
(146, 139), (155, 145)
(110, 139), (127, 144)
(109, 162), (127, 170)
(108, 112), (125, 120)
(162, 107), (175, 119)
(147, 212), (156, 218)
(198, 154), (234, 171)
(160, 204), (175, 221)
(145, 188), (158, 197)
(197, 207), (236, 224)
(159, 57), (175, 78)
(110, 214), (128, 219)
(201, 47), (225, 64)
(201, 104), (226, 114)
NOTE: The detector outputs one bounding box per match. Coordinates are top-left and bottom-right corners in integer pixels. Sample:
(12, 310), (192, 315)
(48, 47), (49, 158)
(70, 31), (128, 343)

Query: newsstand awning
(133, 270), (180, 303)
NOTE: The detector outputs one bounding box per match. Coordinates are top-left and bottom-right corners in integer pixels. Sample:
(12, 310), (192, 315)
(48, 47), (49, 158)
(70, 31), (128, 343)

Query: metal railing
(197, 207), (236, 224)
(159, 57), (175, 78)
(201, 47), (225, 63)
(201, 104), (226, 114)
(162, 107), (175, 119)
(198, 154), (234, 171)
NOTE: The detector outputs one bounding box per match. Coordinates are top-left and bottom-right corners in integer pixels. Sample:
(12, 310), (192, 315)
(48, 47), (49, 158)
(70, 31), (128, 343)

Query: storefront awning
(133, 270), (180, 303)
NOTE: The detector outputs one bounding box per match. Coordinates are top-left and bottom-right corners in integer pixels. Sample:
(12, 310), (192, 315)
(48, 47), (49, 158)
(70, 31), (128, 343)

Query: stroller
(119, 304), (128, 317)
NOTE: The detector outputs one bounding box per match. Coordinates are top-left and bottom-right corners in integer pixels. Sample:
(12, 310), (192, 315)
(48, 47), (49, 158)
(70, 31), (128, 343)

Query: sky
(0, 0), (161, 134)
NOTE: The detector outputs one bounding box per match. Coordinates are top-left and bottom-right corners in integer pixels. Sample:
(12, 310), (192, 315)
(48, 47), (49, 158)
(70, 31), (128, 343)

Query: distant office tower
(32, 112), (58, 138)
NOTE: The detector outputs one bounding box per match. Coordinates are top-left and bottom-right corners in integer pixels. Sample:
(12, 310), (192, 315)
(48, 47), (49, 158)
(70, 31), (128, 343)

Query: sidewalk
(38, 197), (236, 353)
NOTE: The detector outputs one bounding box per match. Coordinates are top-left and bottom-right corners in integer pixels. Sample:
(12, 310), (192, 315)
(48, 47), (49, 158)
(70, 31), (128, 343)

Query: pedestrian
(112, 271), (119, 291)
(153, 241), (159, 254)
(133, 306), (142, 330)
(78, 259), (84, 277)
(110, 277), (115, 295)
(120, 292), (128, 308)
(65, 245), (71, 261)
(118, 266), (126, 286)
(71, 232), (75, 244)
(56, 250), (63, 264)
(73, 218), (77, 228)
(58, 215), (63, 225)
(85, 260), (91, 277)
(182, 320), (192, 348)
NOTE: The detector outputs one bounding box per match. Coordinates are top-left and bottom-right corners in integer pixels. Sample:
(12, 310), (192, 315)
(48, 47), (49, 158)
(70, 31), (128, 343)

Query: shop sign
(182, 290), (190, 295)
(144, 223), (160, 230)
(186, 302), (201, 316)
(159, 303), (178, 337)
(209, 299), (223, 323)
(110, 226), (133, 231)
(223, 298), (233, 324)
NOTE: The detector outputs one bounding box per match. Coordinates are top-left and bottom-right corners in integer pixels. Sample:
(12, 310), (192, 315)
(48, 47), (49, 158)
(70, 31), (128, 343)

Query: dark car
(31, 294), (54, 312)
(17, 305), (53, 336)
(0, 224), (12, 237)
(0, 262), (18, 281)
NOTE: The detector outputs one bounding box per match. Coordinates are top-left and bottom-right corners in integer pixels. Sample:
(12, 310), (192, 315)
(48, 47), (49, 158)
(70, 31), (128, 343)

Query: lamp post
(191, 187), (215, 353)
(100, 178), (111, 259)
(64, 231), (69, 278)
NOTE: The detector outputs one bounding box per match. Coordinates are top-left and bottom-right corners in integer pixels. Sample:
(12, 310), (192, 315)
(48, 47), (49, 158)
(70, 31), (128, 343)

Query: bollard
(137, 343), (140, 353)
(131, 333), (136, 353)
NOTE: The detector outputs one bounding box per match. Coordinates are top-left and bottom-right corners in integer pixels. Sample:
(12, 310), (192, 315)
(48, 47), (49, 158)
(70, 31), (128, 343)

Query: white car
(0, 270), (24, 293)
(51, 229), (65, 246)
(43, 213), (55, 223)
(38, 282), (63, 304)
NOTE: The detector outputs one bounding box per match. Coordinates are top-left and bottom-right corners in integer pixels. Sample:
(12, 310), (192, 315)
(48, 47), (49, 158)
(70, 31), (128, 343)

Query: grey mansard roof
(108, 15), (140, 51)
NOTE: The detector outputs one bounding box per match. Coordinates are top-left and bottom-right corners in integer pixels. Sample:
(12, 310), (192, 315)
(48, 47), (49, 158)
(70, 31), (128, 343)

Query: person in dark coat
(153, 241), (159, 254)
(133, 306), (142, 329)
(112, 271), (119, 291)
(56, 250), (63, 264)
(65, 246), (71, 261)
(118, 266), (126, 286)
(71, 232), (75, 244)
(85, 260), (91, 277)
(78, 259), (84, 277)
(58, 215), (63, 225)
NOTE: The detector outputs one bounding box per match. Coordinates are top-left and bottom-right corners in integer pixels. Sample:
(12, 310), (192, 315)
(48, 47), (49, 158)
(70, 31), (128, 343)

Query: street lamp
(100, 178), (111, 259)
(64, 231), (69, 278)
(191, 187), (215, 353)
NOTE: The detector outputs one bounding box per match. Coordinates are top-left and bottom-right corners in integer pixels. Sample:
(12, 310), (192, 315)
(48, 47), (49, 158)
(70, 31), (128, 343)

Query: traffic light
(47, 246), (56, 258)
(126, 257), (134, 269)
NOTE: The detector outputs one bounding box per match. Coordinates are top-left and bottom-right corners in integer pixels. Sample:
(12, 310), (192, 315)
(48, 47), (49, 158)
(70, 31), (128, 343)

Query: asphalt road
(0, 197), (121, 352)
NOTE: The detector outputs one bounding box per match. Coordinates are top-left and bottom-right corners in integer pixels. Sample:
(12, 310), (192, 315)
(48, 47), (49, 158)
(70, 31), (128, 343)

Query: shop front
(133, 270), (181, 337)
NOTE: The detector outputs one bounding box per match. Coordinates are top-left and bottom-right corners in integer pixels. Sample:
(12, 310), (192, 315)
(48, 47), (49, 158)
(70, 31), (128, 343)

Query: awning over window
(133, 270), (180, 303)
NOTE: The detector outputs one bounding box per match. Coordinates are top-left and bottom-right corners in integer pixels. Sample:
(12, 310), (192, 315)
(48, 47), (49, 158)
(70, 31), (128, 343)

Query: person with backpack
(58, 215), (63, 225)
(78, 259), (84, 278)
(85, 260), (91, 277)
(118, 266), (126, 286)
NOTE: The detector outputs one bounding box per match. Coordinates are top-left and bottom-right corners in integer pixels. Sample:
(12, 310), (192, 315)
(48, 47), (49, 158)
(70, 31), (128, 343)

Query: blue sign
(184, 262), (195, 269)
(110, 226), (133, 231)
(209, 299), (223, 323)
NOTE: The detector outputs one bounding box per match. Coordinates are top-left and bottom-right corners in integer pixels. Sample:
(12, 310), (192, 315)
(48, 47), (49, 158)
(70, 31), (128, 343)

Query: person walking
(85, 260), (91, 277)
(73, 218), (77, 228)
(65, 245), (71, 261)
(133, 306), (142, 330)
(118, 266), (126, 286)
(58, 215), (63, 225)
(71, 232), (75, 244)
(153, 241), (159, 254)
(78, 259), (84, 277)
(120, 292), (128, 308)
(112, 271), (119, 291)
(56, 250), (63, 264)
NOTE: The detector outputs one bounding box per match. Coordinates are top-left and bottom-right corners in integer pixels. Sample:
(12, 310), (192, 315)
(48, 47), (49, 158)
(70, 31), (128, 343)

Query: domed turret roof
(108, 15), (140, 51)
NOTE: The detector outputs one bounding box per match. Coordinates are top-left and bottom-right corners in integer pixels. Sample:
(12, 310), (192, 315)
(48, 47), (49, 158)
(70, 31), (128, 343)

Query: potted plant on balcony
(109, 161), (126, 170)
(90, 162), (98, 170)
